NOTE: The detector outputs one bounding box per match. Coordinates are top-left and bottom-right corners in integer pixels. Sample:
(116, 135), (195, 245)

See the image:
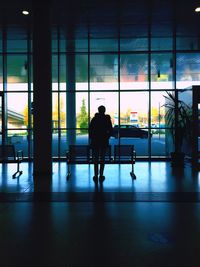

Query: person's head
(98, 105), (106, 114)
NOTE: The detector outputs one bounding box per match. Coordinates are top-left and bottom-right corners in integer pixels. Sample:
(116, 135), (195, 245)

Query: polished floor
(0, 162), (200, 266)
(0, 161), (200, 202)
(0, 161), (199, 194)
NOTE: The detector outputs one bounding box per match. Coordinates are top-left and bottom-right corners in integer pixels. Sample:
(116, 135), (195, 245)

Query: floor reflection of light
(198, 172), (200, 188)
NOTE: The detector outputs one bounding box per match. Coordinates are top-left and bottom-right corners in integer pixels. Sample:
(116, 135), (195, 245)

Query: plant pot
(170, 152), (185, 167)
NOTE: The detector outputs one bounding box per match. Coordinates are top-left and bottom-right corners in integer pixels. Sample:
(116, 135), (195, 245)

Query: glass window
(150, 91), (166, 128)
(0, 55), (2, 91)
(161, 91), (175, 156)
(52, 54), (66, 85)
(7, 129), (28, 157)
(151, 129), (167, 157)
(52, 93), (59, 129)
(52, 54), (58, 83)
(176, 11), (200, 51)
(7, 55), (28, 90)
(54, 130), (73, 157)
(120, 54), (148, 90)
(66, 38), (88, 53)
(119, 92), (149, 156)
(59, 54), (66, 84)
(90, 39), (118, 52)
(120, 37), (148, 51)
(176, 53), (200, 89)
(120, 25), (148, 51)
(75, 39), (88, 52)
(61, 129), (89, 151)
(60, 93), (66, 129)
(90, 92), (118, 124)
(176, 37), (200, 51)
(52, 92), (67, 158)
(59, 130), (68, 156)
(90, 54), (118, 90)
(74, 25), (88, 52)
(76, 92), (88, 130)
(53, 28), (79, 53)
(90, 23), (118, 52)
(0, 27), (2, 52)
(52, 92), (66, 129)
(151, 38), (173, 51)
(76, 55), (88, 90)
(66, 53), (76, 91)
(59, 93), (66, 128)
(150, 91), (170, 157)
(151, 53), (173, 89)
(74, 129), (89, 145)
(30, 92), (33, 129)
(178, 89), (192, 156)
(52, 130), (59, 158)
(7, 93), (28, 129)
(59, 29), (66, 52)
(7, 26), (27, 52)
(151, 0), (173, 51)
(52, 27), (58, 52)
(120, 92), (148, 127)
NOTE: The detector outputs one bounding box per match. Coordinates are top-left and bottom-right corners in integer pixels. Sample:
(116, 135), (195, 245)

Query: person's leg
(92, 148), (99, 179)
(99, 147), (106, 178)
(94, 163), (98, 177)
(99, 163), (105, 177)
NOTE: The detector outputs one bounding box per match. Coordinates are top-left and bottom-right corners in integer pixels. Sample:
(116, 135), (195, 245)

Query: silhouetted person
(89, 105), (113, 183)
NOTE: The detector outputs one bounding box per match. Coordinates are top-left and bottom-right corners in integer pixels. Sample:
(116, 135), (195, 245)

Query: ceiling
(1, 0), (200, 38)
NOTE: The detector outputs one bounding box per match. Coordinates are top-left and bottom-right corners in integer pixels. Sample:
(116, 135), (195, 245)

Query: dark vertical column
(66, 28), (76, 148)
(32, 1), (52, 177)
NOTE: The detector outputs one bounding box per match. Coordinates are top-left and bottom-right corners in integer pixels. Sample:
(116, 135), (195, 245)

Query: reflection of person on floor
(89, 105), (113, 183)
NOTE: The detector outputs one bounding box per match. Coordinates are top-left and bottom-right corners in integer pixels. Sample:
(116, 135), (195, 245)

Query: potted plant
(163, 91), (192, 167)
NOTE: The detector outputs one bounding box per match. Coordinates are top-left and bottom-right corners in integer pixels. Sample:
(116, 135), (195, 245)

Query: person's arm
(88, 120), (92, 139)
(106, 115), (113, 137)
(109, 119), (113, 137)
(89, 118), (95, 139)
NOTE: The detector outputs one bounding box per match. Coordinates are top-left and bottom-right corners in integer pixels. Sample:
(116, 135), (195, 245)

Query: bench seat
(66, 144), (136, 180)
(0, 145), (24, 178)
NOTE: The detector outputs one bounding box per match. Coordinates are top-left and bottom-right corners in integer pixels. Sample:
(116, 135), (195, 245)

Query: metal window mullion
(27, 22), (32, 160)
(148, 0), (152, 160)
(118, 15), (121, 146)
(2, 20), (7, 147)
(57, 26), (61, 158)
(173, 0), (178, 154)
(88, 23), (90, 135)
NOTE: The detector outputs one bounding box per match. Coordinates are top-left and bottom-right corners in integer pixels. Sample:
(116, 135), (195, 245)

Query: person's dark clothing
(89, 112), (113, 178)
(89, 113), (113, 149)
